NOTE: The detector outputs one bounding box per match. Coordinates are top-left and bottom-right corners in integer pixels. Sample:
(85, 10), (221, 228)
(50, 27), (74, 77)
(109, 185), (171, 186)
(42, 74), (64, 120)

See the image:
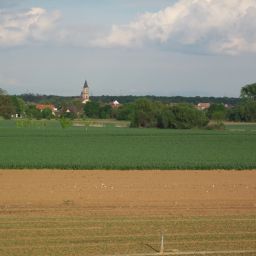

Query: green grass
(0, 120), (256, 169)
(0, 215), (255, 255)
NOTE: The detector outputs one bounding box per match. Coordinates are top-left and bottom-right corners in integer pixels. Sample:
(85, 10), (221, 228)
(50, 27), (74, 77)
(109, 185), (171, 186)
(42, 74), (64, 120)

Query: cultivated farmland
(0, 120), (256, 169)
(0, 170), (256, 256)
(0, 121), (256, 255)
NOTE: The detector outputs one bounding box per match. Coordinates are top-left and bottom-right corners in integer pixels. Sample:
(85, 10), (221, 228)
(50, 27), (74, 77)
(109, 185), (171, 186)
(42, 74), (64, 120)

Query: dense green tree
(156, 108), (175, 128)
(131, 99), (158, 127)
(25, 105), (42, 119)
(99, 104), (112, 119)
(11, 96), (26, 117)
(0, 95), (15, 119)
(227, 100), (256, 122)
(169, 104), (208, 129)
(41, 108), (53, 119)
(83, 101), (100, 118)
(115, 104), (135, 120)
(240, 83), (256, 101)
(207, 103), (227, 120)
(130, 100), (208, 129)
(227, 83), (256, 122)
(211, 111), (226, 125)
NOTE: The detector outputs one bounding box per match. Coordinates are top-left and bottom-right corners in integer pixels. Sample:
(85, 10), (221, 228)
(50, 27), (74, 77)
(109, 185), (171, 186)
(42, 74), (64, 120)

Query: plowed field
(0, 170), (255, 255)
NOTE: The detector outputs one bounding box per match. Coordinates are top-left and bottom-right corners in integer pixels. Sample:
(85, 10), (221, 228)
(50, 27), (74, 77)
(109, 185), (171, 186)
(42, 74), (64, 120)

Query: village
(7, 80), (233, 122)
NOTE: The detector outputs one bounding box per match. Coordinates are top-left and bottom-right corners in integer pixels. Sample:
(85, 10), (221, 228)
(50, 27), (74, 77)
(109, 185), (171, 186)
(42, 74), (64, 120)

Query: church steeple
(81, 80), (89, 104)
(83, 80), (88, 88)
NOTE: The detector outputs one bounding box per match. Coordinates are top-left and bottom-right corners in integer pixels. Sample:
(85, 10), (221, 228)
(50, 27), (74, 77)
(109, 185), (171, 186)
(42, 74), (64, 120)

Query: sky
(0, 0), (256, 97)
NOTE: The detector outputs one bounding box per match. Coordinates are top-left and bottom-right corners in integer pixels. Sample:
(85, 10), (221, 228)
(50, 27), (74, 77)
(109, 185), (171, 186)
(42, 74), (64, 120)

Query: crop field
(0, 120), (256, 169)
(0, 170), (255, 256)
(1, 215), (256, 256)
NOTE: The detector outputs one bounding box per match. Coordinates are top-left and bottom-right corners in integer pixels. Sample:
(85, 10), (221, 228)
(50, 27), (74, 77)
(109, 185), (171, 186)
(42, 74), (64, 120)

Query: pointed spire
(84, 80), (88, 88)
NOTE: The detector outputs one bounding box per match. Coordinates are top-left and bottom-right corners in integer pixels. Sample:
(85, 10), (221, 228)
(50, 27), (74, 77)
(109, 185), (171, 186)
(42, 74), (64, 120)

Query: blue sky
(0, 0), (255, 97)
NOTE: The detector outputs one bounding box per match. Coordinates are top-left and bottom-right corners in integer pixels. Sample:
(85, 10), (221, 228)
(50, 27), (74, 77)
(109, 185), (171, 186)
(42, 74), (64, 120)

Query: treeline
(206, 83), (256, 123)
(91, 95), (240, 105)
(114, 83), (256, 126)
(18, 94), (77, 108)
(19, 93), (240, 106)
(206, 101), (256, 123)
(1, 83), (256, 128)
(115, 99), (209, 129)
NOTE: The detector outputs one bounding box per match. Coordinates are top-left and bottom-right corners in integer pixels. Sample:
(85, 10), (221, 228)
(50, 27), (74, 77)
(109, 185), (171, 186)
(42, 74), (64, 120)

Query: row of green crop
(0, 124), (255, 169)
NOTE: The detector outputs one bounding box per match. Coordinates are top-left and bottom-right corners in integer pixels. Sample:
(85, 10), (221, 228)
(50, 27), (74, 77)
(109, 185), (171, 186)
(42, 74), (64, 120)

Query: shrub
(59, 118), (72, 128)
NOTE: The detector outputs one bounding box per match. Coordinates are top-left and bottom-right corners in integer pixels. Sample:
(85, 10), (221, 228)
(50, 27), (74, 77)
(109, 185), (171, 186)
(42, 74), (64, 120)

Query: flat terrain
(0, 121), (256, 169)
(0, 170), (256, 216)
(0, 170), (255, 255)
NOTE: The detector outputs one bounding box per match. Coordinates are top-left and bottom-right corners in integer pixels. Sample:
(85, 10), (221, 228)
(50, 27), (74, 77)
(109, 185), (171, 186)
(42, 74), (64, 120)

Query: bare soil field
(0, 170), (256, 255)
(0, 170), (255, 216)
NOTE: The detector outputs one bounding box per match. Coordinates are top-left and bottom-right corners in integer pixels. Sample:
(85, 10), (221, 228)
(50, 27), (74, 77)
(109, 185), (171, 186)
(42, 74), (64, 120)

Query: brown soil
(0, 170), (255, 216)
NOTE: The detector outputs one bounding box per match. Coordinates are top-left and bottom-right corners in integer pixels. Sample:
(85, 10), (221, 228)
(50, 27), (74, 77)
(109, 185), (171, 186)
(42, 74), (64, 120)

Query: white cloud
(93, 0), (256, 55)
(0, 7), (60, 47)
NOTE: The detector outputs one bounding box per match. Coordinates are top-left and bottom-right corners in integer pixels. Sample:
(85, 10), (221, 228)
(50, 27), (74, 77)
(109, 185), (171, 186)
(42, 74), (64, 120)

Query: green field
(0, 120), (256, 169)
(0, 215), (256, 256)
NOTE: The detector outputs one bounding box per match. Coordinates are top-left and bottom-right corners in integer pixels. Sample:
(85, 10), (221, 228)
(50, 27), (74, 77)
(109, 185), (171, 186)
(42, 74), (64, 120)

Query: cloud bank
(94, 0), (256, 55)
(0, 7), (60, 47)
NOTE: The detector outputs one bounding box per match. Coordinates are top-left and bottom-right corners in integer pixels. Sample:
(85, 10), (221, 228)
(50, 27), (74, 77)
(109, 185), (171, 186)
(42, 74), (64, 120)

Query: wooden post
(160, 234), (164, 255)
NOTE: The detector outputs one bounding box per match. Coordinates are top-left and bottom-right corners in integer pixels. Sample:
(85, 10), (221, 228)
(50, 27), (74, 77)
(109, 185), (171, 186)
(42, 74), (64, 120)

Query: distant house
(197, 103), (210, 110)
(224, 104), (233, 109)
(111, 100), (121, 108)
(11, 113), (22, 118)
(36, 104), (57, 115)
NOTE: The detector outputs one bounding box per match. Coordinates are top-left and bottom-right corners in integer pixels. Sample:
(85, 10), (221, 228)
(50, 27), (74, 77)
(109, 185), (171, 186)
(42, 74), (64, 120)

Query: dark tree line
(91, 95), (240, 106)
(18, 94), (240, 106)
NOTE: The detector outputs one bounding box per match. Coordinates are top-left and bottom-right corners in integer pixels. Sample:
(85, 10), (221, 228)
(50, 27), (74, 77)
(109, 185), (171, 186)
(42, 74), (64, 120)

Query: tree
(0, 88), (7, 95)
(157, 109), (175, 128)
(0, 89), (15, 119)
(169, 104), (208, 129)
(11, 96), (26, 117)
(25, 105), (42, 119)
(207, 103), (227, 120)
(67, 99), (84, 118)
(99, 104), (112, 119)
(130, 100), (209, 129)
(227, 101), (256, 122)
(84, 101), (100, 118)
(115, 103), (135, 120)
(131, 99), (158, 127)
(42, 108), (53, 119)
(240, 83), (256, 101)
(227, 83), (256, 122)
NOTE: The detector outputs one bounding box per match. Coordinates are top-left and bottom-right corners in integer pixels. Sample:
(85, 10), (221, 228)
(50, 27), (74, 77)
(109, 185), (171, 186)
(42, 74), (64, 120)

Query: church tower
(81, 80), (89, 104)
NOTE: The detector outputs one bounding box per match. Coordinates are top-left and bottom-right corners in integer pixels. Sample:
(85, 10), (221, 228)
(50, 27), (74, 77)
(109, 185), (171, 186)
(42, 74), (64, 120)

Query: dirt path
(0, 170), (255, 216)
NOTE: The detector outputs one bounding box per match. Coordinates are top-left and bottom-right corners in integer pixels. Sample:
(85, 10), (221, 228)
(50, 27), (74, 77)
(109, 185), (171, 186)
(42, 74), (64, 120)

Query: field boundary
(101, 250), (256, 256)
